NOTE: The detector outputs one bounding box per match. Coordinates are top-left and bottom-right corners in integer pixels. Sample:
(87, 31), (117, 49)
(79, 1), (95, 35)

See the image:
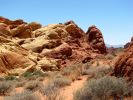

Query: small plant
(4, 91), (41, 100)
(0, 81), (13, 96)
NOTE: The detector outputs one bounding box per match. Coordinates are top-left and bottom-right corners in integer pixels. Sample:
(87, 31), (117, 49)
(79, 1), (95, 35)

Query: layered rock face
(113, 37), (133, 81)
(86, 25), (107, 54)
(0, 17), (107, 74)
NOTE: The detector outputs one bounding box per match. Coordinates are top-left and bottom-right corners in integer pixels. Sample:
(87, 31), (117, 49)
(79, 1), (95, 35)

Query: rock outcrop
(113, 37), (133, 81)
(0, 17), (107, 74)
(86, 25), (107, 54)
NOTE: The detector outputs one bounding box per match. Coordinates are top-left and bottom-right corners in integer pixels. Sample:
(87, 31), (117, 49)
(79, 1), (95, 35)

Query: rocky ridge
(0, 17), (107, 75)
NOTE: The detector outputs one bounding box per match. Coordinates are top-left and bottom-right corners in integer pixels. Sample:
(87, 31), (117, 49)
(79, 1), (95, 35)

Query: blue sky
(0, 0), (133, 45)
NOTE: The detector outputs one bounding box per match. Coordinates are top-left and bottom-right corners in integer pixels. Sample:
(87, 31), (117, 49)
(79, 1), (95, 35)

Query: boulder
(86, 25), (107, 54)
(0, 16), (26, 29)
(11, 22), (41, 38)
(0, 23), (11, 38)
(65, 21), (84, 38)
(0, 48), (33, 73)
(40, 42), (72, 59)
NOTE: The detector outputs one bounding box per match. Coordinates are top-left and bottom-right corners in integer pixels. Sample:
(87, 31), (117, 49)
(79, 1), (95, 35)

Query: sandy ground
(59, 75), (88, 100)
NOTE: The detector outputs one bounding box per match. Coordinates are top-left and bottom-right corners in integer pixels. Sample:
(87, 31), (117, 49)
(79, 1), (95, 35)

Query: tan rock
(0, 48), (33, 73)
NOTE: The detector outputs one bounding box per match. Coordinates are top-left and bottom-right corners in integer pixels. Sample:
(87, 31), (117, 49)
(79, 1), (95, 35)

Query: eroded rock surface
(0, 17), (107, 74)
(86, 25), (107, 54)
(113, 37), (133, 81)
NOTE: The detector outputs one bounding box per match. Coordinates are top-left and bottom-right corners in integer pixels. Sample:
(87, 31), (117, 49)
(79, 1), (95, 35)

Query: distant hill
(106, 44), (124, 48)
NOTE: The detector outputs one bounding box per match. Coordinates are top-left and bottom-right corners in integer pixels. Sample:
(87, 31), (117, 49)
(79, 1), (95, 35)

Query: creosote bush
(74, 76), (130, 100)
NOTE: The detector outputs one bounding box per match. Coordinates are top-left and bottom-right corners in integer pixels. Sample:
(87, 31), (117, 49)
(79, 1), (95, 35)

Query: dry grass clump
(61, 63), (83, 81)
(82, 65), (113, 79)
(24, 81), (43, 92)
(4, 91), (41, 100)
(40, 75), (71, 100)
(15, 81), (26, 88)
(0, 81), (13, 96)
(74, 76), (130, 100)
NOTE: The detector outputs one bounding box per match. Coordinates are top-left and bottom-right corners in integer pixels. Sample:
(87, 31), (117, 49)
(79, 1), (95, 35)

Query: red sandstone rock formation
(86, 25), (107, 54)
(113, 37), (133, 81)
(0, 17), (107, 74)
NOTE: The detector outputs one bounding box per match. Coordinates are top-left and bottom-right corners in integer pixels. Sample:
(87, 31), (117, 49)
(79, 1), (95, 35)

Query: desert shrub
(73, 87), (92, 100)
(22, 70), (46, 78)
(4, 91), (40, 100)
(61, 63), (83, 81)
(24, 81), (43, 92)
(51, 76), (72, 88)
(105, 54), (115, 60)
(112, 78), (129, 97)
(128, 83), (133, 96)
(40, 75), (71, 100)
(4, 75), (17, 81)
(21, 70), (49, 81)
(0, 81), (13, 95)
(21, 71), (33, 77)
(74, 76), (130, 100)
(82, 66), (113, 78)
(36, 76), (45, 81)
(81, 63), (92, 75)
(15, 81), (26, 88)
(0, 77), (5, 81)
(40, 82), (60, 100)
(94, 67), (113, 79)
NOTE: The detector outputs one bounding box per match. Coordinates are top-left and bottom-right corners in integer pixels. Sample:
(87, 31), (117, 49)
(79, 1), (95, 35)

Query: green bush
(5, 75), (17, 80)
(22, 70), (45, 78)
